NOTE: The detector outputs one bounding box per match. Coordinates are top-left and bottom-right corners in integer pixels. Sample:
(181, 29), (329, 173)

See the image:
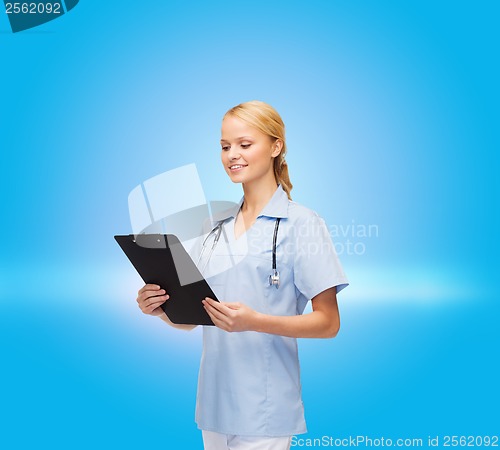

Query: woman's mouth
(229, 164), (248, 172)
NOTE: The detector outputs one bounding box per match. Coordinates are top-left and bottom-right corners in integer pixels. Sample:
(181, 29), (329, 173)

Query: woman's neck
(241, 177), (279, 216)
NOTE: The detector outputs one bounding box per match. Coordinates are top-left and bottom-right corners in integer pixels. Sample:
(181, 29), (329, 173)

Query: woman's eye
(241, 144), (251, 149)
(221, 146), (230, 151)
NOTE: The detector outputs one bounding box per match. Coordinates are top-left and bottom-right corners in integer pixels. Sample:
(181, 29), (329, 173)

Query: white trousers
(202, 430), (292, 450)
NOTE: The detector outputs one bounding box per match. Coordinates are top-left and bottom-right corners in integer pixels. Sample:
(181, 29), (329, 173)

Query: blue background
(1, 1), (498, 448)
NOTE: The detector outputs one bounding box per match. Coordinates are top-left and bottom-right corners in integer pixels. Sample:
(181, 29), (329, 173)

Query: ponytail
(274, 152), (293, 200)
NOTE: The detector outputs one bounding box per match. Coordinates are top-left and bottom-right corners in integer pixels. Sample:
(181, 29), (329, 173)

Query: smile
(229, 165), (247, 171)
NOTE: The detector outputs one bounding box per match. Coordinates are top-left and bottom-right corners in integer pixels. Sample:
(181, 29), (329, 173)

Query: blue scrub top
(192, 184), (349, 436)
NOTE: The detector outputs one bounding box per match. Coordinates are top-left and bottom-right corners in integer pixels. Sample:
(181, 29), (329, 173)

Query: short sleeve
(293, 213), (349, 301)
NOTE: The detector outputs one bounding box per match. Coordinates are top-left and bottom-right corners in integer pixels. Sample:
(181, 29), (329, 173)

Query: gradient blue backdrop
(1, 1), (498, 448)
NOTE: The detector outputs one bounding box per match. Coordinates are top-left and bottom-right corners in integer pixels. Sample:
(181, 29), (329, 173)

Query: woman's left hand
(202, 297), (259, 332)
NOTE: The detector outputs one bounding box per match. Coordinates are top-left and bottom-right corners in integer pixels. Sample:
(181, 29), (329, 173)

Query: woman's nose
(227, 147), (241, 160)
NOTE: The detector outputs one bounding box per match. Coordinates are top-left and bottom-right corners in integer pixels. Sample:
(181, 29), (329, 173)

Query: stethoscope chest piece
(269, 269), (280, 288)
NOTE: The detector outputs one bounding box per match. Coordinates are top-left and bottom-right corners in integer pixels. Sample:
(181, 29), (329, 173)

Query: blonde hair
(223, 100), (293, 200)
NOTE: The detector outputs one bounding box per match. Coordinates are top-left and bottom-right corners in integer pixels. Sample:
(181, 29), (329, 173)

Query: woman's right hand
(136, 284), (170, 316)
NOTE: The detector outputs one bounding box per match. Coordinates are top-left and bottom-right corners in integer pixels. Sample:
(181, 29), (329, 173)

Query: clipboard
(114, 234), (219, 326)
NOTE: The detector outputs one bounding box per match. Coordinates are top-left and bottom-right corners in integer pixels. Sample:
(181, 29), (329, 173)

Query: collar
(212, 184), (289, 222)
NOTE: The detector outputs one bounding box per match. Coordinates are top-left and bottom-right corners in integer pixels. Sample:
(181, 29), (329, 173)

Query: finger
(204, 298), (231, 313)
(142, 299), (166, 313)
(204, 308), (227, 331)
(223, 302), (241, 310)
(204, 307), (217, 322)
(146, 304), (164, 314)
(142, 294), (169, 308)
(203, 299), (229, 316)
(143, 290), (167, 302)
(145, 288), (166, 298)
(204, 297), (217, 305)
(138, 289), (167, 304)
(138, 284), (161, 295)
(203, 301), (230, 324)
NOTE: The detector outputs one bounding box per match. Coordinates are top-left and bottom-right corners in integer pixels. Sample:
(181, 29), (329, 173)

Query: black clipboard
(114, 234), (218, 325)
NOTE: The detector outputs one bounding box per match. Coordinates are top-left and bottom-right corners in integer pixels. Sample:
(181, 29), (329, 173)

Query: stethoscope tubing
(197, 217), (281, 288)
(197, 221), (224, 275)
(269, 218), (281, 288)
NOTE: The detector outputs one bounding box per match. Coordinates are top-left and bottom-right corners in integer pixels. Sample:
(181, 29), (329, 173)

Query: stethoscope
(197, 217), (282, 288)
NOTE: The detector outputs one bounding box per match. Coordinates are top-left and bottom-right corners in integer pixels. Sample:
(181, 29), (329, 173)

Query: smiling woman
(221, 101), (293, 201)
(136, 100), (349, 450)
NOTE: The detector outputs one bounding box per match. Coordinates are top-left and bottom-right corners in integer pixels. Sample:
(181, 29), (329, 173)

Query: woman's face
(220, 115), (280, 185)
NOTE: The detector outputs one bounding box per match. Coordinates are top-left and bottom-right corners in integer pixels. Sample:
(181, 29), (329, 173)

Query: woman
(136, 100), (349, 450)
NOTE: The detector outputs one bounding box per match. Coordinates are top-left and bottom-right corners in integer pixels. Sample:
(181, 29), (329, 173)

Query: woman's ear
(271, 139), (283, 157)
